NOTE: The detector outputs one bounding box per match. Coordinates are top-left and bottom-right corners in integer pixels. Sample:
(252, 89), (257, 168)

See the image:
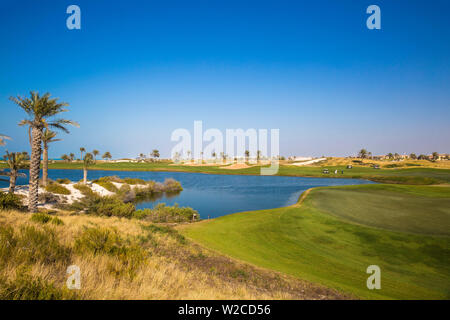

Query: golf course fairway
(179, 184), (450, 299)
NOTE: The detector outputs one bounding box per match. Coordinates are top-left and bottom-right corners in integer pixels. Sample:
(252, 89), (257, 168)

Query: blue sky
(0, 0), (449, 158)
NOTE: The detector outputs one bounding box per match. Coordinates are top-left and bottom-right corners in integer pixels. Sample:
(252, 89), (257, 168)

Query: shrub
(93, 178), (119, 193)
(0, 192), (23, 210)
(75, 227), (146, 278)
(133, 203), (199, 223)
(73, 183), (96, 197)
(39, 192), (60, 204)
(123, 178), (146, 185)
(56, 178), (71, 184)
(0, 267), (77, 300)
(1, 225), (70, 266)
(45, 183), (71, 195)
(163, 178), (183, 192)
(70, 194), (135, 218)
(118, 184), (136, 203)
(51, 217), (64, 226)
(30, 213), (64, 226)
(31, 212), (52, 224)
(141, 224), (186, 244)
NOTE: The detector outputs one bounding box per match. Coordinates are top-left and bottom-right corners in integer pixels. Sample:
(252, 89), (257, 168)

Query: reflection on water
(0, 169), (374, 219)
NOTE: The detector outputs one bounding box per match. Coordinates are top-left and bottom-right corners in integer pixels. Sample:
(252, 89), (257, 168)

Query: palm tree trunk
(83, 167), (87, 184)
(43, 145), (48, 187)
(29, 126), (42, 212)
(9, 171), (17, 194)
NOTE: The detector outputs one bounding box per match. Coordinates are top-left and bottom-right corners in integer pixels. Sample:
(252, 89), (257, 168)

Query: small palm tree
(245, 150), (250, 162)
(41, 129), (61, 186)
(69, 153), (75, 162)
(92, 149), (99, 162)
(1, 151), (27, 193)
(10, 91), (78, 212)
(61, 154), (69, 162)
(256, 150), (261, 163)
(151, 149), (160, 160)
(0, 134), (11, 146)
(102, 151), (112, 161)
(82, 153), (94, 184)
(80, 147), (86, 161)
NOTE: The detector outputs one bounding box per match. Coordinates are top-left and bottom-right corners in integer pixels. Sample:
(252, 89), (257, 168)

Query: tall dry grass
(0, 209), (346, 300)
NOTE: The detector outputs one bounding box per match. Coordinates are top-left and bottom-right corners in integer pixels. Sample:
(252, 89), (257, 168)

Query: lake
(1, 169), (373, 218)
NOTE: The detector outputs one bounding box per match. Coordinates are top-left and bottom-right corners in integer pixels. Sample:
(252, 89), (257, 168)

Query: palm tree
(1, 151), (27, 194)
(102, 151), (112, 161)
(410, 153), (417, 160)
(151, 149), (160, 160)
(82, 153), (94, 184)
(92, 149), (99, 162)
(79, 147), (86, 161)
(256, 150), (261, 163)
(69, 153), (75, 162)
(186, 150), (191, 161)
(61, 154), (70, 162)
(41, 129), (61, 186)
(10, 91), (78, 212)
(245, 150), (250, 162)
(0, 134), (11, 146)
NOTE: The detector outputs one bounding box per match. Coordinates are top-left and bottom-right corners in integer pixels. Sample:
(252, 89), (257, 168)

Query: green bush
(30, 213), (64, 226)
(75, 227), (146, 278)
(0, 225), (70, 266)
(51, 217), (64, 225)
(93, 178), (119, 193)
(141, 224), (186, 244)
(163, 178), (183, 192)
(0, 267), (77, 300)
(38, 192), (60, 204)
(70, 194), (135, 218)
(73, 183), (96, 197)
(123, 178), (147, 185)
(133, 203), (199, 223)
(0, 192), (23, 210)
(56, 178), (71, 184)
(45, 183), (71, 195)
(31, 212), (52, 224)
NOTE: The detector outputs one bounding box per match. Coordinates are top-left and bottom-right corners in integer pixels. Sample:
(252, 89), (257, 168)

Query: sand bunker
(220, 163), (252, 170)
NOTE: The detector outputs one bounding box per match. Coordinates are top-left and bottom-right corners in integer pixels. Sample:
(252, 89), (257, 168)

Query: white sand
(290, 158), (327, 166)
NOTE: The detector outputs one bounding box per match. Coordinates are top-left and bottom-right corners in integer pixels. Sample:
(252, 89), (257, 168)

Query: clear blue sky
(1, 0), (449, 158)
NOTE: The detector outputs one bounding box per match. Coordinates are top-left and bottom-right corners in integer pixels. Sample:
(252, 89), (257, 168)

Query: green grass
(311, 184), (450, 236)
(179, 184), (450, 299)
(45, 183), (71, 195)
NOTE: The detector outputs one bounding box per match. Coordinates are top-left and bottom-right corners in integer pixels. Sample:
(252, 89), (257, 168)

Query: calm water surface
(1, 169), (373, 218)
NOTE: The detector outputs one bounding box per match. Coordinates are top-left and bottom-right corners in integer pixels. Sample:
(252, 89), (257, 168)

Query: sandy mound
(220, 163), (252, 170)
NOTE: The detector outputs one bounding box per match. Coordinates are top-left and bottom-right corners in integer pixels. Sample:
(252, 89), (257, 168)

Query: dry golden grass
(317, 157), (450, 169)
(0, 209), (347, 300)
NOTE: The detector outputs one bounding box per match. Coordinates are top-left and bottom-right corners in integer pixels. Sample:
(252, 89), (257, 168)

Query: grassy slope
(5, 161), (447, 185)
(0, 210), (346, 300)
(179, 184), (450, 299)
